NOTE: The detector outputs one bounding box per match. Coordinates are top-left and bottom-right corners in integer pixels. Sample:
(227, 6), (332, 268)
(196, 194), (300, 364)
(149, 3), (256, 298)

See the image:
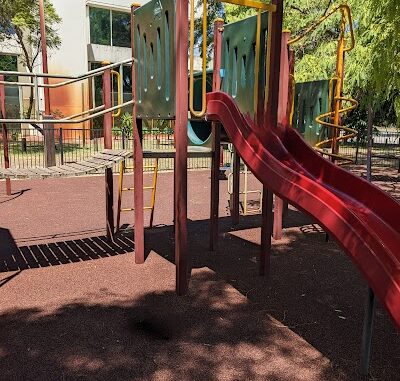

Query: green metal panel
(134, 0), (176, 119)
(188, 70), (213, 147)
(292, 80), (330, 147)
(221, 12), (268, 117)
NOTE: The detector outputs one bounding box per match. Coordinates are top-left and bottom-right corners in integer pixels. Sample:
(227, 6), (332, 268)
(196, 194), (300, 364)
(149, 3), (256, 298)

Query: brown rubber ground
(0, 167), (399, 381)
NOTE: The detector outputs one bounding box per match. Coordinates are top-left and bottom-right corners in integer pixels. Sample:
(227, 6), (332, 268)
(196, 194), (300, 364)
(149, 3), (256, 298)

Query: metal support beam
(38, 0), (51, 115)
(102, 67), (114, 240)
(175, 0), (189, 295)
(260, 188), (273, 275)
(0, 75), (11, 196)
(43, 115), (56, 167)
(273, 195), (283, 240)
(131, 4), (145, 263)
(230, 150), (240, 226)
(260, 0), (283, 276)
(360, 287), (376, 376)
(210, 18), (224, 252)
(360, 103), (376, 376)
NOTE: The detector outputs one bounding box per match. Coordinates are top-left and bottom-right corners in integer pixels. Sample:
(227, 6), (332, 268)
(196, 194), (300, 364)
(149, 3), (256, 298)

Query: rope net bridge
(0, 149), (131, 179)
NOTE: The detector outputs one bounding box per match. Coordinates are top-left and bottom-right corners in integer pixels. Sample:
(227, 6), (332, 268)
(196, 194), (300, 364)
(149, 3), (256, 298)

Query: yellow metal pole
(332, 10), (346, 161)
(116, 160), (125, 231)
(149, 158), (159, 228)
(253, 9), (262, 115)
(189, 0), (207, 117)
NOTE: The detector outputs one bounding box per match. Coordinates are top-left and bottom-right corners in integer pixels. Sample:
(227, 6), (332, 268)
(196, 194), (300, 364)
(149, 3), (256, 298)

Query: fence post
(43, 115), (56, 167)
(102, 63), (114, 239)
(0, 74), (11, 196)
(59, 127), (64, 165)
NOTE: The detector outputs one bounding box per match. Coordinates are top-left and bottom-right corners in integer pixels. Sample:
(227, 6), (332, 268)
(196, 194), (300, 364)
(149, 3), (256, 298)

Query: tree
(0, 0), (61, 118)
(195, 1), (400, 128)
(194, 0), (224, 61)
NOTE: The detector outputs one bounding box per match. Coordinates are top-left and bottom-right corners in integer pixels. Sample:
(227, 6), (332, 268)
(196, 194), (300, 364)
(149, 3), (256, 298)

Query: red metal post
(102, 66), (114, 239)
(38, 0), (51, 115)
(0, 75), (11, 195)
(131, 4), (145, 263)
(209, 18), (224, 251)
(175, 0), (189, 295)
(273, 31), (291, 241)
(260, 0), (283, 276)
(230, 152), (240, 225)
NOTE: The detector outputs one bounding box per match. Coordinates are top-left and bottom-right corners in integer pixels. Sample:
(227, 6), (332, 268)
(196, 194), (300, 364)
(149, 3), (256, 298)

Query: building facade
(0, 0), (146, 124)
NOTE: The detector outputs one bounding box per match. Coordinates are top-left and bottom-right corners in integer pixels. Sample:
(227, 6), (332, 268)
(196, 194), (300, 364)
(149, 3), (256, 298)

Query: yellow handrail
(111, 70), (122, 118)
(189, 0), (276, 118)
(189, 0), (208, 118)
(219, 0), (276, 12)
(253, 9), (262, 113)
(287, 4), (355, 53)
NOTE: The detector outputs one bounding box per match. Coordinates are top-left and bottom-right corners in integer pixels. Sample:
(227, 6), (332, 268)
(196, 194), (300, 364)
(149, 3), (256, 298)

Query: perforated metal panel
(134, 0), (176, 119)
(221, 12), (269, 117)
(292, 80), (330, 146)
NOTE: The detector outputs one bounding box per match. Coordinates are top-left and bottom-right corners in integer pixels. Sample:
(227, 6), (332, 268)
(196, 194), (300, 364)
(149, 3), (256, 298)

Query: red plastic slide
(206, 91), (400, 329)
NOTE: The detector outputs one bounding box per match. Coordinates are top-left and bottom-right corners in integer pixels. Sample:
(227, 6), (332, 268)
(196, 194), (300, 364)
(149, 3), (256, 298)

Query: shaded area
(0, 210), (309, 272)
(1, 170), (399, 380)
(0, 188), (31, 204)
(0, 272), (345, 381)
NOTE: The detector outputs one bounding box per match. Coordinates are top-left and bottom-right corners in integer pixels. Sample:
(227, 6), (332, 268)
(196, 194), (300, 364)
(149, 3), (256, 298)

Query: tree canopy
(0, 0), (61, 118)
(196, 0), (400, 127)
(0, 0), (61, 72)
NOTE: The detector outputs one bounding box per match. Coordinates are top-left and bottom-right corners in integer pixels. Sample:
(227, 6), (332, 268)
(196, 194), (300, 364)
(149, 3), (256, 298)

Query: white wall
(44, 0), (148, 120)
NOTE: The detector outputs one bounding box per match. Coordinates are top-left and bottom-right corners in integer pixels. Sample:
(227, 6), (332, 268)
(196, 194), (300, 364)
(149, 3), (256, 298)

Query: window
(89, 7), (131, 48)
(0, 54), (18, 82)
(112, 11), (131, 48)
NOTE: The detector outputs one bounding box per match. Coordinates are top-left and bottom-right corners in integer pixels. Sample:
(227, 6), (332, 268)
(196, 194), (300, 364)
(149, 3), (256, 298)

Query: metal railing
(0, 59), (134, 125)
(0, 126), (231, 172)
(189, 0), (276, 118)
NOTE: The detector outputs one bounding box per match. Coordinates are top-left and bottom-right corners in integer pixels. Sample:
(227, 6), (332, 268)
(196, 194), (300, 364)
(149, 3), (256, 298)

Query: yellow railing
(111, 70), (122, 118)
(189, 0), (208, 118)
(189, 0), (276, 118)
(287, 4), (355, 51)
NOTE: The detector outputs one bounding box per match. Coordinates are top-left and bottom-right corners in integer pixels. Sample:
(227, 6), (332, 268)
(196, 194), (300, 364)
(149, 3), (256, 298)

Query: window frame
(88, 6), (131, 48)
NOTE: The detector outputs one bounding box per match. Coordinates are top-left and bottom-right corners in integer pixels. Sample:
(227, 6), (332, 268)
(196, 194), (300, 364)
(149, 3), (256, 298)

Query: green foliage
(194, 0), (225, 60)
(112, 112), (133, 137)
(204, 0), (400, 127)
(0, 0), (61, 70)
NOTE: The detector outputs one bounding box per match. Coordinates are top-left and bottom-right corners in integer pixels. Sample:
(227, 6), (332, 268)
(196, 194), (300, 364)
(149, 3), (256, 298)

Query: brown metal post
(260, 0), (283, 276)
(38, 0), (51, 115)
(230, 151), (240, 225)
(131, 3), (145, 263)
(0, 75), (11, 195)
(210, 18), (224, 252)
(102, 66), (114, 240)
(260, 189), (273, 275)
(43, 115), (56, 167)
(273, 31), (291, 241)
(175, 0), (189, 295)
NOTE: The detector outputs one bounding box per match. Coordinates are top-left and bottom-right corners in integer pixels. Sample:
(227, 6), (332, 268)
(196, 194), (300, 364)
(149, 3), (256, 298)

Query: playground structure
(0, 0), (399, 375)
(288, 4), (358, 164)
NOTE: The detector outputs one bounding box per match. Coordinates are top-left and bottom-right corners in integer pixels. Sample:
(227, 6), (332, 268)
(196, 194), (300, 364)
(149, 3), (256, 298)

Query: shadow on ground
(0, 212), (399, 380)
(0, 272), (349, 381)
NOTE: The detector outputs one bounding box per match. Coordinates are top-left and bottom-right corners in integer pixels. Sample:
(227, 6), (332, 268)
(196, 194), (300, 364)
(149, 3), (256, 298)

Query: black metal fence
(341, 130), (400, 170)
(1, 126), (399, 173)
(0, 126), (230, 172)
